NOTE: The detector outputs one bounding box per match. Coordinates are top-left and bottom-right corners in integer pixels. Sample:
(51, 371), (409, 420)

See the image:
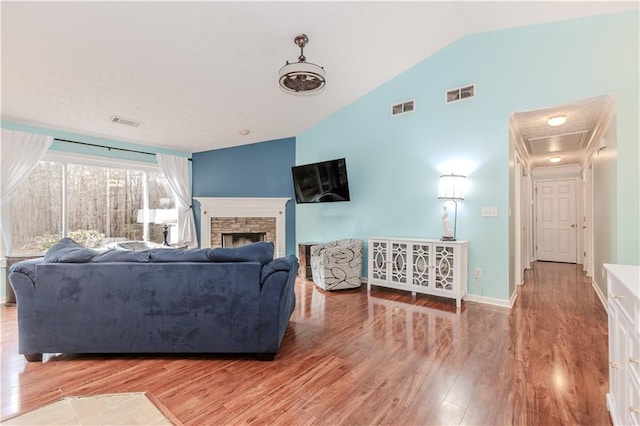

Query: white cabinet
(367, 237), (468, 308)
(605, 264), (640, 426)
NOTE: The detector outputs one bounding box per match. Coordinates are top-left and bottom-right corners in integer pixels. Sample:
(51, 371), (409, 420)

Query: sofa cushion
(43, 238), (98, 263)
(108, 241), (166, 251)
(207, 241), (274, 265)
(149, 248), (211, 262)
(91, 249), (150, 263)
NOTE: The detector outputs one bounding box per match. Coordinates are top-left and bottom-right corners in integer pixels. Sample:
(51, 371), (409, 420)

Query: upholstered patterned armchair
(310, 239), (363, 290)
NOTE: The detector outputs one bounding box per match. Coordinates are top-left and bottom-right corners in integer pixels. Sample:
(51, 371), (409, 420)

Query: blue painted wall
(192, 137), (297, 255)
(296, 11), (639, 302)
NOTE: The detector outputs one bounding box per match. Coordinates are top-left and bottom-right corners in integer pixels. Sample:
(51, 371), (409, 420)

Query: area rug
(1, 392), (180, 425)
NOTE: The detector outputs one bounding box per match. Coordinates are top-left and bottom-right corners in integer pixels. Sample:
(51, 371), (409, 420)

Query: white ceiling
(512, 95), (615, 168)
(1, 1), (637, 154)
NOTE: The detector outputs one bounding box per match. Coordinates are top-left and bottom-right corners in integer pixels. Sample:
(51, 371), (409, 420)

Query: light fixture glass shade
(278, 62), (326, 94)
(547, 115), (567, 126)
(438, 174), (466, 200)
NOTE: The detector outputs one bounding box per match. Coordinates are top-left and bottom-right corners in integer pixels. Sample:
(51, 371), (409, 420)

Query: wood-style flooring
(1, 261), (610, 425)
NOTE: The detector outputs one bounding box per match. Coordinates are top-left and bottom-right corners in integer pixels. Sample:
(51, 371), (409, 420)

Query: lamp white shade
(136, 209), (156, 224)
(438, 174), (466, 200)
(154, 209), (178, 225)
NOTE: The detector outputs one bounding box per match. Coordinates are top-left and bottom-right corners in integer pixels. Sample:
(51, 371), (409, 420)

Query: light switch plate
(482, 207), (498, 217)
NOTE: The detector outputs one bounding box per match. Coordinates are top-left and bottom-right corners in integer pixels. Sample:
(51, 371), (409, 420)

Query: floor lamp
(438, 174), (466, 241)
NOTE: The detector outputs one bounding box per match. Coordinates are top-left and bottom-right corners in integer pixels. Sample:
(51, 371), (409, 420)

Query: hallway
(511, 261), (610, 424)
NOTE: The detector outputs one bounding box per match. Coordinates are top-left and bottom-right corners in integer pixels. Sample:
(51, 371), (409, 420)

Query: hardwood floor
(1, 261), (610, 425)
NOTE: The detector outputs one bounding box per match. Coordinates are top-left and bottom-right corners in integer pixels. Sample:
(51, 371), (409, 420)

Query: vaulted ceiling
(1, 1), (636, 153)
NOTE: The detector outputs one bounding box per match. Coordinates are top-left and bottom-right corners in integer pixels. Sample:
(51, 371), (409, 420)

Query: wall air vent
(391, 100), (415, 116)
(110, 115), (143, 128)
(446, 84), (476, 104)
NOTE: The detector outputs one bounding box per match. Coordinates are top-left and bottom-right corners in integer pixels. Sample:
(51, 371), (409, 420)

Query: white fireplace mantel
(194, 197), (290, 257)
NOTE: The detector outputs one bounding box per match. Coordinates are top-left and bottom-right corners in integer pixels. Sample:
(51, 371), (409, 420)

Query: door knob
(571, 224), (576, 228)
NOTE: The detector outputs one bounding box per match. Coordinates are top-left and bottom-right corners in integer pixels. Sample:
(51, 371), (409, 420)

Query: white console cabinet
(605, 264), (640, 426)
(367, 237), (468, 308)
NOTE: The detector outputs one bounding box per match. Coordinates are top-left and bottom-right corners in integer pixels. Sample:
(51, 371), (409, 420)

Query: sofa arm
(310, 243), (325, 257)
(260, 255), (298, 285)
(258, 255), (299, 356)
(310, 240), (363, 258)
(9, 259), (45, 357)
(315, 241), (363, 265)
(9, 258), (45, 296)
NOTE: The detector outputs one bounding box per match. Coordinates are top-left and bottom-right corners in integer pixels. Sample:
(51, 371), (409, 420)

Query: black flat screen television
(292, 158), (351, 204)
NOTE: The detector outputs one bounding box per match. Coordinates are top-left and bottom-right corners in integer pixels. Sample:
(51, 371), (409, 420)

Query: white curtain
(0, 129), (54, 255)
(156, 154), (197, 248)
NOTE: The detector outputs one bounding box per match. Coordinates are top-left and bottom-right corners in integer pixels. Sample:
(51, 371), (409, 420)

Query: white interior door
(536, 179), (577, 263)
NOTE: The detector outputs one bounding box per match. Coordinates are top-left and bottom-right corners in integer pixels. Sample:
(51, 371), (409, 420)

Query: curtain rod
(53, 138), (192, 161)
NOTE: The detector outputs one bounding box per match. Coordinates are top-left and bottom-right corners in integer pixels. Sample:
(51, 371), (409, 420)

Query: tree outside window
(10, 160), (176, 255)
(10, 161), (63, 254)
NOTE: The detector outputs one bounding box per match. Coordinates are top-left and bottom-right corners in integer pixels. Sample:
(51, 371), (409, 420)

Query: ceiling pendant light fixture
(278, 34), (326, 94)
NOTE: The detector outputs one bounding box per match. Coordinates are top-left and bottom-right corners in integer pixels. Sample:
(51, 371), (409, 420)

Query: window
(11, 161), (63, 254)
(9, 154), (176, 255)
(67, 165), (145, 247)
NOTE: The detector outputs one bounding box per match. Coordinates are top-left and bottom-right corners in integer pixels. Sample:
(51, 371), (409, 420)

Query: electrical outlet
(474, 268), (482, 278)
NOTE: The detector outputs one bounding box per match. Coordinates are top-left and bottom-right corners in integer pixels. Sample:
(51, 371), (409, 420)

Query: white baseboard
(363, 277), (513, 309)
(591, 278), (608, 312)
(465, 292), (513, 309)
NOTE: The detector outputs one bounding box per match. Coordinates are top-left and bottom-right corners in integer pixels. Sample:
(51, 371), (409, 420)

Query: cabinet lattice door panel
(411, 243), (432, 288)
(368, 237), (468, 308)
(434, 245), (455, 291)
(370, 240), (388, 281)
(391, 242), (408, 284)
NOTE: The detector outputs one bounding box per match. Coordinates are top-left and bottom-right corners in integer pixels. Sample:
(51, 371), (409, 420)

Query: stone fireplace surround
(213, 217), (275, 248)
(194, 197), (289, 258)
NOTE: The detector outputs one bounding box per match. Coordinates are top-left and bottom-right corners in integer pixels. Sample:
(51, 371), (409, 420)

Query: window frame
(5, 151), (176, 256)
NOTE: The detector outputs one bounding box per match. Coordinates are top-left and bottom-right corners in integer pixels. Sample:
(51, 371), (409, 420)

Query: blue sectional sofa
(9, 239), (298, 361)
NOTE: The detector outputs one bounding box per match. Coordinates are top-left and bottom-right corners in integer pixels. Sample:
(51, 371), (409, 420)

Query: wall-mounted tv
(292, 158), (351, 204)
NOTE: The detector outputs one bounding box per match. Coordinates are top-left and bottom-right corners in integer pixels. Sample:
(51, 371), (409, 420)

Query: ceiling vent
(446, 84), (475, 104)
(391, 100), (415, 116)
(110, 115), (142, 128)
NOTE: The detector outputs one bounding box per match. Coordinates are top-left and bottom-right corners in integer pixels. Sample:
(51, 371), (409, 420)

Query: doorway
(510, 95), (615, 285)
(535, 179), (578, 263)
